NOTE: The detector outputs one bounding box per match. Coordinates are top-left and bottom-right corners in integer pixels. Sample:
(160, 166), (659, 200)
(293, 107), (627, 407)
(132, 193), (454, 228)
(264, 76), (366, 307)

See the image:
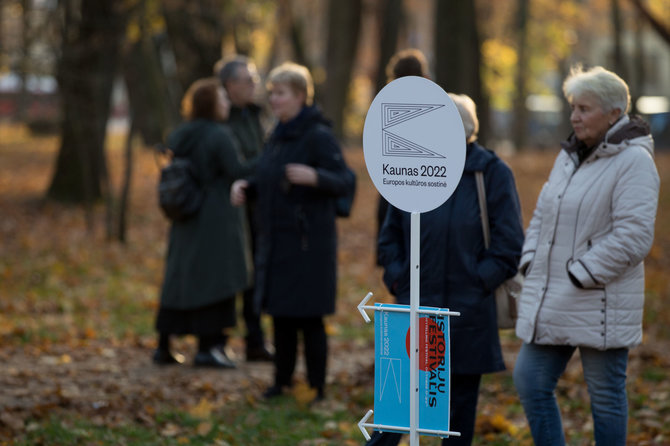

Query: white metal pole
(409, 211), (420, 445)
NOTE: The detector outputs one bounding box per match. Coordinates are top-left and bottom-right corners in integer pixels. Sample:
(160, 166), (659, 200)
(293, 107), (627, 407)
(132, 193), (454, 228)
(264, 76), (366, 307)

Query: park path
(0, 337), (375, 435)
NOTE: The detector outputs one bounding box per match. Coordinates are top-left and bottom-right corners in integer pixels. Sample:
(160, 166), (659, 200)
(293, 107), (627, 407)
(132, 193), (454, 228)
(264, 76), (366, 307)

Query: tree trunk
(161, 0), (226, 93)
(17, 0), (30, 122)
(434, 0), (488, 142)
(47, 0), (127, 203)
(117, 115), (136, 243)
(374, 0), (403, 94)
(269, 0), (314, 76)
(511, 0), (529, 151)
(123, 0), (180, 146)
(611, 0), (628, 80)
(630, 11), (646, 115)
(0, 1), (3, 64)
(629, 0), (670, 45)
(288, 1), (309, 68)
(323, 0), (363, 139)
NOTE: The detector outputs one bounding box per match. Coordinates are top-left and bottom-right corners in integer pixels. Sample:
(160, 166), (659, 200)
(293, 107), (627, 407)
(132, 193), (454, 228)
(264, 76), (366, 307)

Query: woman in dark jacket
(369, 94), (524, 445)
(154, 78), (257, 368)
(231, 62), (351, 400)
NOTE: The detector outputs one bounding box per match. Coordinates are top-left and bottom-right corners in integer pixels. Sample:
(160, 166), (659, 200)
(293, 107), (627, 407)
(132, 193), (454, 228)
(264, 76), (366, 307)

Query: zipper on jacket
(296, 207), (309, 251)
(600, 287), (607, 349)
(531, 162), (576, 343)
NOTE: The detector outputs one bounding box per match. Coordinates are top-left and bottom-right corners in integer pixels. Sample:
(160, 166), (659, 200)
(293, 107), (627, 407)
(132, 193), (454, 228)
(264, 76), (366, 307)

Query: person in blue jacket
(368, 93), (524, 445)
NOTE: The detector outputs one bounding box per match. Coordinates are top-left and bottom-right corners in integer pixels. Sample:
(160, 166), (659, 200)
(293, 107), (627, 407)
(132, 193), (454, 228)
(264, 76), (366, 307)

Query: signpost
(357, 76), (466, 444)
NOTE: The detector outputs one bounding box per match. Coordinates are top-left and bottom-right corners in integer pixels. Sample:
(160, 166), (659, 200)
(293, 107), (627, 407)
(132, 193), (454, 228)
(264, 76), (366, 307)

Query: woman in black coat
(155, 78), (257, 368)
(231, 62), (352, 400)
(368, 94), (524, 445)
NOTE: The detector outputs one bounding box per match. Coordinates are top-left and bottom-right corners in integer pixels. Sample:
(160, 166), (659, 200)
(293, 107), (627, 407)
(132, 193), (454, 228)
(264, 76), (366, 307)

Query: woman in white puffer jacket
(513, 65), (659, 446)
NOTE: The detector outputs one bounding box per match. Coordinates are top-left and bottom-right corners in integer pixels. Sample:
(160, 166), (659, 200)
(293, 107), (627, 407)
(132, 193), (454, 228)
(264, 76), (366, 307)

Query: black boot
(246, 344), (274, 362)
(152, 348), (185, 365)
(193, 347), (236, 368)
(194, 335), (236, 368)
(152, 333), (184, 365)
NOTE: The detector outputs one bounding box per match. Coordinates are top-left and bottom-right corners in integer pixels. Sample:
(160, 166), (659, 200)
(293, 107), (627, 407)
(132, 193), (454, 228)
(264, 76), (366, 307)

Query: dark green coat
(159, 119), (257, 310)
(227, 104), (264, 160)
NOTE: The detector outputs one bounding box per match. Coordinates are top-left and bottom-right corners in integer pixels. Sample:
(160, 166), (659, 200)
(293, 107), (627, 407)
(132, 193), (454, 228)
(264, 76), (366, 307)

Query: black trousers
(242, 206), (266, 350)
(365, 374), (482, 446)
(272, 316), (327, 391)
(242, 287), (265, 348)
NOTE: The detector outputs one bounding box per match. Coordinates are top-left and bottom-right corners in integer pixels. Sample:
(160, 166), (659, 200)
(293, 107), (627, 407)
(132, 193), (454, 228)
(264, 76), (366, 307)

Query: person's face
(569, 93), (620, 147)
(226, 65), (257, 107)
(269, 82), (304, 123)
(217, 87), (231, 121)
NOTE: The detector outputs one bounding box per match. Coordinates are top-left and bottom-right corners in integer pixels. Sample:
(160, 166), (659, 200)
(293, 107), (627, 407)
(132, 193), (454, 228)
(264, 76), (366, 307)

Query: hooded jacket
(516, 115), (660, 349)
(247, 106), (351, 317)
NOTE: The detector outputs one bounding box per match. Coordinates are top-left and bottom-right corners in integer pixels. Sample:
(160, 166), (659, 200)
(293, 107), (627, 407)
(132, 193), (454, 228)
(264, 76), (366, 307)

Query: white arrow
(357, 292), (374, 323)
(358, 409), (373, 440)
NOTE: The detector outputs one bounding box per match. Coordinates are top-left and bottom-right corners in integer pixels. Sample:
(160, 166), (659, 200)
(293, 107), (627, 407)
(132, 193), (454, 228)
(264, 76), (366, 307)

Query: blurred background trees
(0, 0), (669, 205)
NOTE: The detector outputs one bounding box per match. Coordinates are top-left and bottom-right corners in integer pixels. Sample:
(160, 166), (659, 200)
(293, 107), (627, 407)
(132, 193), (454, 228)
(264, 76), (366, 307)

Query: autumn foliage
(1, 124), (669, 444)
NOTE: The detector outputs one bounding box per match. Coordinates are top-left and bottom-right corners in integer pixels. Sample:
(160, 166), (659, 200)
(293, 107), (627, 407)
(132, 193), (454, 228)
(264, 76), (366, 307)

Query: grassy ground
(1, 123), (669, 445)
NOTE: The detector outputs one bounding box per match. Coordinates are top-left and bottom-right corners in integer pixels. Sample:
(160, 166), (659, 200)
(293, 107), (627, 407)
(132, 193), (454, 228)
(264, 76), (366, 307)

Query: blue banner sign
(373, 303), (451, 435)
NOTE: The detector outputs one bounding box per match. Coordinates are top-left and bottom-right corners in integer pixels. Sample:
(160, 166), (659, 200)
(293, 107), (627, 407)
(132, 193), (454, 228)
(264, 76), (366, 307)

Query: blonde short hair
(563, 65), (630, 117)
(267, 62), (314, 106)
(448, 93), (479, 143)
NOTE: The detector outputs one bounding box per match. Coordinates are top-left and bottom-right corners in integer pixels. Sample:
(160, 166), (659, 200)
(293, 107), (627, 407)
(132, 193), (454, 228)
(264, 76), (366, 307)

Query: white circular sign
(362, 76), (466, 213)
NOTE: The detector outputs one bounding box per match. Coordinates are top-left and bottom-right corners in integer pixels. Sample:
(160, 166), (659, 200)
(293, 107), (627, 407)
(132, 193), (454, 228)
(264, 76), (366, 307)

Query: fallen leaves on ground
(1, 124), (670, 444)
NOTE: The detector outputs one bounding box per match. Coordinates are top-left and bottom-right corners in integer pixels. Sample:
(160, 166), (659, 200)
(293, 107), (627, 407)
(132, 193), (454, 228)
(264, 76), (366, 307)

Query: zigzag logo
(381, 103), (445, 159)
(383, 132), (445, 158)
(382, 103), (444, 128)
(379, 357), (402, 403)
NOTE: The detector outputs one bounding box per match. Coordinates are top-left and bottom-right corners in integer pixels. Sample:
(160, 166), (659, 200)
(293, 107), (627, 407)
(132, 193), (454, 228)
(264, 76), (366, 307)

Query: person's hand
(285, 163), (318, 187)
(230, 179), (248, 206)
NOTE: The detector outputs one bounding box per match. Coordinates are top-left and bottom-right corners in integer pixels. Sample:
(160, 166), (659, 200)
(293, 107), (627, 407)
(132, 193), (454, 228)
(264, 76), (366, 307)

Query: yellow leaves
(126, 22), (141, 44)
(477, 412), (520, 440)
(170, 398), (215, 438)
(83, 327), (97, 340)
(0, 315), (15, 337)
(188, 397), (215, 419)
(196, 421), (213, 436)
(324, 322), (339, 336)
(482, 39), (517, 111)
(490, 413), (519, 436)
(292, 382), (318, 407)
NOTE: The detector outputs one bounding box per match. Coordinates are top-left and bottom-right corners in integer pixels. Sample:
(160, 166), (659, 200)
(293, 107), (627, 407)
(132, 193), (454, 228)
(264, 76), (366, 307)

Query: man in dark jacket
(216, 55), (273, 362)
